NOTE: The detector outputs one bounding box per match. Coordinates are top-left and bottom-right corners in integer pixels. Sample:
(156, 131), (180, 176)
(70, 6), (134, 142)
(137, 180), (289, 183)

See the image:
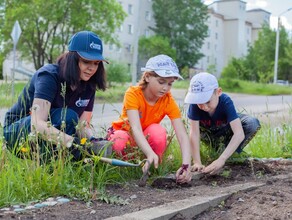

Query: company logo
(75, 98), (90, 107)
(90, 42), (101, 50)
(191, 81), (205, 93)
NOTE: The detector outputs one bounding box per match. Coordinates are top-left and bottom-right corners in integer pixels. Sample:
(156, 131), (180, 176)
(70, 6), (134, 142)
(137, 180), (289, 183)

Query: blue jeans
(3, 108), (80, 160)
(200, 114), (261, 153)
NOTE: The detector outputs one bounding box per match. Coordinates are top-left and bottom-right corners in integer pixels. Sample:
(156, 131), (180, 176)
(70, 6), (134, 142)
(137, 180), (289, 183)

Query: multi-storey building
(2, 0), (270, 80)
(197, 0), (270, 77)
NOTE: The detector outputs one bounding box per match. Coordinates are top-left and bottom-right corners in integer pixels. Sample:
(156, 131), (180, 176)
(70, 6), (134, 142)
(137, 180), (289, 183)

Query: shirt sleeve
(187, 104), (200, 121)
(34, 71), (58, 103)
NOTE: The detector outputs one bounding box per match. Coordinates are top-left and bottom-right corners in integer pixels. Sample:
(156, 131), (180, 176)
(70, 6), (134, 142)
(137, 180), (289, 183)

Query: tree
(0, 0), (126, 70)
(151, 0), (208, 70)
(105, 60), (130, 87)
(221, 24), (292, 83)
(245, 25), (291, 82)
(138, 35), (177, 79)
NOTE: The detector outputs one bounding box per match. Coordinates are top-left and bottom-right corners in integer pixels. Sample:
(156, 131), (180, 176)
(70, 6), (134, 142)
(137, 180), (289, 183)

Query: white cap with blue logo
(141, 54), (183, 79)
(184, 72), (219, 104)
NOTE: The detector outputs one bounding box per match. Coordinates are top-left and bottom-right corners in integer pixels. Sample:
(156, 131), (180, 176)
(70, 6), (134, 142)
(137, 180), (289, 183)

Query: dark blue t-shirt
(4, 64), (95, 126)
(187, 93), (238, 132)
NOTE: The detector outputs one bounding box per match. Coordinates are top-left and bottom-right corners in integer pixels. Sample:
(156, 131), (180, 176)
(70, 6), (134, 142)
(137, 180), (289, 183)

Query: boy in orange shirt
(108, 54), (192, 183)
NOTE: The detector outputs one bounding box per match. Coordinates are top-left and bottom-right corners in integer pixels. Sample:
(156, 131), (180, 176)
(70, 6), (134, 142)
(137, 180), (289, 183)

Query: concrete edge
(105, 181), (266, 220)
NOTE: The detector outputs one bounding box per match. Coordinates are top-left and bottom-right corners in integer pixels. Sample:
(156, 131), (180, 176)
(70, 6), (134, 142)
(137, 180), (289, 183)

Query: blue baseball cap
(68, 31), (108, 63)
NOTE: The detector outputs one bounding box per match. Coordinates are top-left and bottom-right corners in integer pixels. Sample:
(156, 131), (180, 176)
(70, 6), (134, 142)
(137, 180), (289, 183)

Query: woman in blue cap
(3, 31), (110, 161)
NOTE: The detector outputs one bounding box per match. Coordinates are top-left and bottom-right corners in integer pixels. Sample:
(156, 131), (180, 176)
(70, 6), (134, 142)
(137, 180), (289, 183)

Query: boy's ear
(217, 87), (223, 96)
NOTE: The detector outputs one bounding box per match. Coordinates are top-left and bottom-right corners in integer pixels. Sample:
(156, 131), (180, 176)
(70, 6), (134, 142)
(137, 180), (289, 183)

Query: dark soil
(1, 159), (292, 220)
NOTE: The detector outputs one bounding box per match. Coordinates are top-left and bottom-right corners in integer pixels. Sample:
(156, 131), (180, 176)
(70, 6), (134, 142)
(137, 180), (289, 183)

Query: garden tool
(99, 157), (148, 167)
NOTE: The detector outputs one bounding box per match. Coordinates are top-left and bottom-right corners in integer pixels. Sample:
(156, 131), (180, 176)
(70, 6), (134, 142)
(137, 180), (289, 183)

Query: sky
(203, 0), (292, 30)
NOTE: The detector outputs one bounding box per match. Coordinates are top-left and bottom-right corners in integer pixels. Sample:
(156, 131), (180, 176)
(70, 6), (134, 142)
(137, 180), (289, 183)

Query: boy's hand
(176, 164), (192, 183)
(202, 158), (225, 175)
(191, 163), (205, 172)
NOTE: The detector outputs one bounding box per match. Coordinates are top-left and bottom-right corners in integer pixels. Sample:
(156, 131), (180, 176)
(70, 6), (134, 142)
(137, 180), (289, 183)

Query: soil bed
(2, 160), (292, 220)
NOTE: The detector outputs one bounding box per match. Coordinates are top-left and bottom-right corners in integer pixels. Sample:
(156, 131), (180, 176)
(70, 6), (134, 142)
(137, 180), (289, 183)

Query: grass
(0, 79), (291, 208)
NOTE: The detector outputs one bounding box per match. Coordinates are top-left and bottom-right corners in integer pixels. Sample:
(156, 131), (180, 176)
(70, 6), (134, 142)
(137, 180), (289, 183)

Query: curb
(105, 181), (265, 220)
(106, 172), (292, 220)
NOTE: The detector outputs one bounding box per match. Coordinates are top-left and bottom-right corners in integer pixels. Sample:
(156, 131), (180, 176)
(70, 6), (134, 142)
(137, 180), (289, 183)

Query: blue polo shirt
(4, 64), (95, 126)
(187, 93), (238, 132)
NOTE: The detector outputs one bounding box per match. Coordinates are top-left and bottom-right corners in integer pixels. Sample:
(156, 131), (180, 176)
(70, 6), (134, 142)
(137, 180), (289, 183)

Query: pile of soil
(2, 159), (291, 220)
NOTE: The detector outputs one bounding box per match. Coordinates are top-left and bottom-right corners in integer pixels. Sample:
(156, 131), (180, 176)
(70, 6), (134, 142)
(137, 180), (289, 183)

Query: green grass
(1, 79), (291, 108)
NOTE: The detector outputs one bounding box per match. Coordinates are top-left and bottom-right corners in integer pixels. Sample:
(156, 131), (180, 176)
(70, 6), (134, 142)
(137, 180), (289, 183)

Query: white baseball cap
(184, 72), (219, 104)
(141, 54), (183, 79)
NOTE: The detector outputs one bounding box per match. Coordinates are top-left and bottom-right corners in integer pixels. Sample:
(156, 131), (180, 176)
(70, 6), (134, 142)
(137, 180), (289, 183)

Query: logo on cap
(191, 81), (205, 93)
(90, 42), (101, 50)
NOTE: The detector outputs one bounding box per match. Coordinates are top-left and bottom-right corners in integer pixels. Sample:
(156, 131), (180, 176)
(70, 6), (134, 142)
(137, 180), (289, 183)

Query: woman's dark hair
(57, 51), (106, 91)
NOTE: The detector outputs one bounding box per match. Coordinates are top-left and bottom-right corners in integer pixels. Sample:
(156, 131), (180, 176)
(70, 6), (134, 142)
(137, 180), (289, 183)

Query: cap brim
(184, 89), (214, 104)
(78, 52), (109, 64)
(141, 68), (183, 80)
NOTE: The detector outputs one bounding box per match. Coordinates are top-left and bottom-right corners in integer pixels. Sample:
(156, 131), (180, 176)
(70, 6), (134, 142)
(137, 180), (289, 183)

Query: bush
(105, 60), (130, 87)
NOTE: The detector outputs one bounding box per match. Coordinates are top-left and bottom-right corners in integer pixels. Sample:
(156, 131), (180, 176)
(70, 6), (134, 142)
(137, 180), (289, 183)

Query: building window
(118, 25), (123, 32)
(127, 63), (131, 72)
(128, 24), (134, 34)
(215, 32), (218, 40)
(216, 20), (219, 27)
(125, 43), (132, 52)
(145, 11), (151, 21)
(207, 42), (210, 49)
(145, 29), (150, 37)
(128, 4), (133, 14)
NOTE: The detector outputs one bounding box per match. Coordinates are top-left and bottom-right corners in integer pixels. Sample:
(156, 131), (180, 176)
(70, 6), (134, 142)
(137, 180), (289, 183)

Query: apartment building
(103, 0), (155, 83)
(196, 0), (270, 77)
(2, 0), (270, 80)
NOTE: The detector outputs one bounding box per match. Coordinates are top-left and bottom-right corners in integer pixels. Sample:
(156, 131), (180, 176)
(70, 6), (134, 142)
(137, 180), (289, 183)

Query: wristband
(181, 164), (189, 171)
(179, 164), (189, 175)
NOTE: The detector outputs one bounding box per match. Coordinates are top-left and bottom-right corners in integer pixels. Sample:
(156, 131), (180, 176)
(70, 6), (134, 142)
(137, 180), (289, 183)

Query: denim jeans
(200, 114), (261, 153)
(3, 108), (79, 159)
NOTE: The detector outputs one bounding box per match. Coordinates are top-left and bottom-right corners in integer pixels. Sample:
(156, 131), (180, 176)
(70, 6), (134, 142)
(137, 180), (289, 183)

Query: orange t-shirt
(112, 86), (181, 131)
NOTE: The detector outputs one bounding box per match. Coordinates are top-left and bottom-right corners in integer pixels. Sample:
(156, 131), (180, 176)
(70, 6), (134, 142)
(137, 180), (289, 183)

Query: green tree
(222, 24), (292, 83)
(244, 25), (290, 82)
(138, 35), (176, 71)
(105, 60), (130, 87)
(0, 0), (126, 70)
(151, 0), (208, 70)
(138, 35), (176, 61)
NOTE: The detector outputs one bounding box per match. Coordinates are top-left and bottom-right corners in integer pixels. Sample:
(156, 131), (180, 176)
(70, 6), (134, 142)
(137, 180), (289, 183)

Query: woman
(3, 30), (110, 160)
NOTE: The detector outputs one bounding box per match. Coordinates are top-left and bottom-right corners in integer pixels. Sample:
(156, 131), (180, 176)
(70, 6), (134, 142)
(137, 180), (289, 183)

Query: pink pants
(108, 124), (167, 159)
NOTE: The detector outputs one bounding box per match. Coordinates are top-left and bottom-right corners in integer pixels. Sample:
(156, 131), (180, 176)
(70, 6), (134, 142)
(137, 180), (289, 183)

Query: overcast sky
(203, 0), (292, 30)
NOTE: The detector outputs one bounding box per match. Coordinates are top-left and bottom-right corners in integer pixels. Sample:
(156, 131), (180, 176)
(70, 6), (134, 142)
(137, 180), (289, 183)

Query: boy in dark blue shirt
(185, 72), (261, 174)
